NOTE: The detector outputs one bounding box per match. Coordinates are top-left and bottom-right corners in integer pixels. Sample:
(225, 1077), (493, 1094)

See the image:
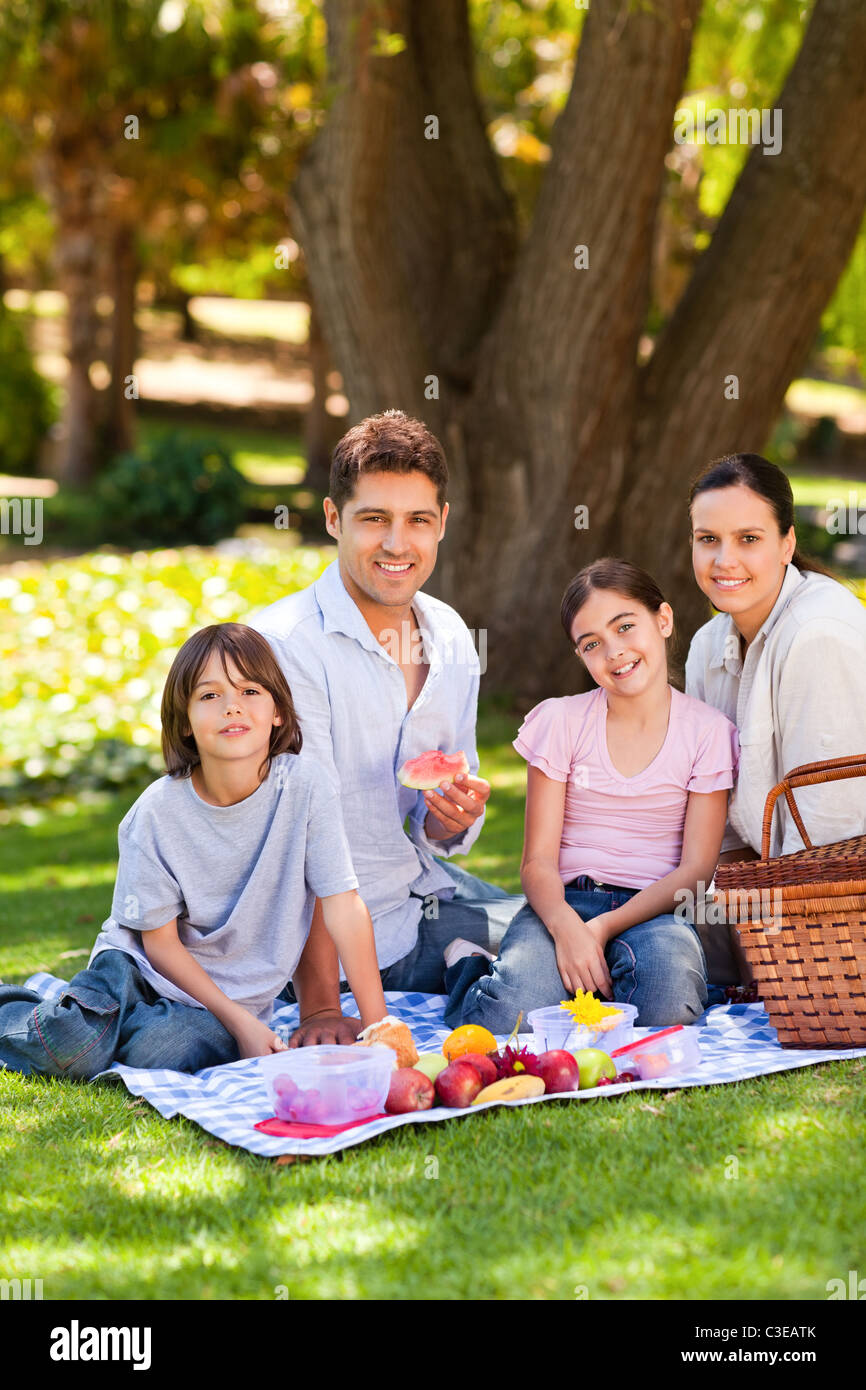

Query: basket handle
(760, 754), (866, 859)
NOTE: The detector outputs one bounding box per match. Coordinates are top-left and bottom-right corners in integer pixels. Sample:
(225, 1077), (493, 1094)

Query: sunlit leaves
(1, 543), (333, 804)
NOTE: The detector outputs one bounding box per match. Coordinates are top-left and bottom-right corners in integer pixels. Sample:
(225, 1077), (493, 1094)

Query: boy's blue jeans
(0, 949), (239, 1080)
(443, 876), (709, 1031)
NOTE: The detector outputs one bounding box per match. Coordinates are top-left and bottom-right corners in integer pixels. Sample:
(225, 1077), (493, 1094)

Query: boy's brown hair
(160, 623), (302, 779)
(329, 409), (448, 515)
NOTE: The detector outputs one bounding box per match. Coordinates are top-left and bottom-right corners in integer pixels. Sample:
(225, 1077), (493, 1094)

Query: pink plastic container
(258, 1044), (394, 1125)
(611, 1025), (702, 1080)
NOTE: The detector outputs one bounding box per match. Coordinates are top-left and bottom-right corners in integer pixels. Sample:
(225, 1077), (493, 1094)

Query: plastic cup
(527, 1002), (637, 1054)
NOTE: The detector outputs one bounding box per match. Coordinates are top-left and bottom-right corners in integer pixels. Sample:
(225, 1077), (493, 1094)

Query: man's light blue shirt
(250, 559), (485, 972)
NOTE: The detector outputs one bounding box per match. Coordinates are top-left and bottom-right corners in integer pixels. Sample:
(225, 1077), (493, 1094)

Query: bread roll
(354, 1015), (419, 1069)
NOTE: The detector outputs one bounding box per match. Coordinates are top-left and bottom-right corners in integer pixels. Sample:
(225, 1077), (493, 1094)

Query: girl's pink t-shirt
(514, 685), (739, 890)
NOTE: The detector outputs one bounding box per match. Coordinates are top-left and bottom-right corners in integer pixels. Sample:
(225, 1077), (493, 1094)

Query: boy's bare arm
(141, 920), (286, 1058)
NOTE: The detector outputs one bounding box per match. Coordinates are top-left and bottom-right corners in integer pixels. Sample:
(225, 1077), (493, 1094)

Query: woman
(685, 452), (866, 989)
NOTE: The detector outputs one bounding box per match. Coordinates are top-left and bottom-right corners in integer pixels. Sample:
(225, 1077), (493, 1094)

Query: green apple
(413, 1053), (449, 1083)
(571, 1048), (616, 1090)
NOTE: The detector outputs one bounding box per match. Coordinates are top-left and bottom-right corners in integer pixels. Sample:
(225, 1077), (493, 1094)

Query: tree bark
(292, 0), (866, 699)
(303, 295), (338, 492)
(35, 145), (109, 485)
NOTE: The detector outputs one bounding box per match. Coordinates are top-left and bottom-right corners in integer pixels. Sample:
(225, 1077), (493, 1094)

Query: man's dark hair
(329, 409), (448, 514)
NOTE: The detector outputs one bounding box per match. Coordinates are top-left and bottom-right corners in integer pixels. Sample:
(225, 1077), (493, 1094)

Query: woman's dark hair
(329, 409), (448, 515)
(688, 452), (837, 578)
(161, 623), (302, 780)
(561, 558), (674, 654)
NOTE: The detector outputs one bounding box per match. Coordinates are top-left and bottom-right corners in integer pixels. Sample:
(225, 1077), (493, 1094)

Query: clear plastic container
(612, 1025), (702, 1080)
(527, 1002), (638, 1054)
(258, 1044), (394, 1125)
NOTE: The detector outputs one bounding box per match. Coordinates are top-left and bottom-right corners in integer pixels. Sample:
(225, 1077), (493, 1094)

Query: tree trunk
(292, 0), (866, 700)
(35, 146), (109, 485)
(105, 220), (139, 459)
(303, 295), (337, 492)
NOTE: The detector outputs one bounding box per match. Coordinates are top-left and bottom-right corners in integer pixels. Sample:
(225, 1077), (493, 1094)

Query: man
(251, 410), (523, 1044)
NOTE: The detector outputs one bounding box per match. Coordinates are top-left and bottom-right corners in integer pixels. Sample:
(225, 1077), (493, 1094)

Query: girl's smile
(570, 589), (673, 703)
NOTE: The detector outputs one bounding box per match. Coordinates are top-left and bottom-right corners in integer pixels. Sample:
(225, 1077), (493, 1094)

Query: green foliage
(170, 245), (301, 302)
(95, 433), (246, 548)
(821, 233), (866, 371)
(0, 306), (56, 474)
(0, 544), (333, 807)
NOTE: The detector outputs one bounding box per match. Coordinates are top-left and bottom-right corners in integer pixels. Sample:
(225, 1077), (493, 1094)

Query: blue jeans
(380, 860), (524, 995)
(279, 860), (524, 1005)
(444, 876), (709, 1031)
(0, 949), (239, 1080)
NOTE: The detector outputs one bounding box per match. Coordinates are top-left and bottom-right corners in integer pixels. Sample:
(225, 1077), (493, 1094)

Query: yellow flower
(559, 989), (621, 1027)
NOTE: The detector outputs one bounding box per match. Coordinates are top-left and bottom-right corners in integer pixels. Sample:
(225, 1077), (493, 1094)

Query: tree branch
(623, 0), (866, 560)
(291, 0), (515, 420)
(475, 0), (699, 483)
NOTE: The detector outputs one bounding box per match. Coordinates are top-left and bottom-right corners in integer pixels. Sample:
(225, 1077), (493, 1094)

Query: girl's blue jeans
(0, 949), (239, 1080)
(444, 876), (709, 1031)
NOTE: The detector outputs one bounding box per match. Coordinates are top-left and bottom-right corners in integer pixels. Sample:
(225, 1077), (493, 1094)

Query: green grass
(1, 704), (865, 1301)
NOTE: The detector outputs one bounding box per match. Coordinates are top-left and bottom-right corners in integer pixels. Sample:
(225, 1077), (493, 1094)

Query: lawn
(1, 702), (864, 1302)
(2, 514), (866, 1301)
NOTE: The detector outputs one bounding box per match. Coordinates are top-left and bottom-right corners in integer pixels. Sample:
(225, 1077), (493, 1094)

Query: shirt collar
(708, 562), (804, 671)
(312, 558), (445, 672)
(314, 559), (379, 649)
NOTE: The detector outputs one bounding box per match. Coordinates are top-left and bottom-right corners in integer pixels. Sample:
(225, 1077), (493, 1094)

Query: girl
(445, 559), (738, 1030)
(686, 452), (866, 987)
(0, 623), (387, 1078)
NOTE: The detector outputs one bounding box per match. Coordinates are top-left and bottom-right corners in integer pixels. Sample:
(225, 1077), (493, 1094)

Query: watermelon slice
(397, 749), (470, 790)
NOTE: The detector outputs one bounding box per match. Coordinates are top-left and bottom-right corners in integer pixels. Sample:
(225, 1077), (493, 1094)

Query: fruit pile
(383, 1021), (640, 1115)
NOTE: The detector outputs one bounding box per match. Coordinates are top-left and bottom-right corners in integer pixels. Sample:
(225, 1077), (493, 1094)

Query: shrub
(0, 305), (56, 475)
(96, 431), (246, 547)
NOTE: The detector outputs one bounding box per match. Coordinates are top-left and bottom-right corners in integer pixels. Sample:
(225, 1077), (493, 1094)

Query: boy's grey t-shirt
(88, 752), (358, 1024)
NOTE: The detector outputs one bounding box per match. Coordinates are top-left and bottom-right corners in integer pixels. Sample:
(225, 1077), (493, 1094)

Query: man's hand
(424, 772), (490, 840)
(231, 1013), (289, 1059)
(551, 912), (613, 999)
(288, 1009), (362, 1048)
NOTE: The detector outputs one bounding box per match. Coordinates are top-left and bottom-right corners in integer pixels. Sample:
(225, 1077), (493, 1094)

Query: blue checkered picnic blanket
(24, 973), (866, 1158)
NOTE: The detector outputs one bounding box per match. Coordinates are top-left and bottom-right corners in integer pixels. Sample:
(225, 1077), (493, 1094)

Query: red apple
(458, 1052), (498, 1087)
(384, 1067), (436, 1114)
(534, 1049), (580, 1095)
(434, 1060), (484, 1108)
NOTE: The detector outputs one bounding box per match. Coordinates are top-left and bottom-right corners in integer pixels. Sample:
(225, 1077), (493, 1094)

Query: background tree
(290, 0), (866, 697)
(0, 0), (302, 483)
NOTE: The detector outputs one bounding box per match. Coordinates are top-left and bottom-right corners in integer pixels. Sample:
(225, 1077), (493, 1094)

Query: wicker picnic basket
(713, 755), (866, 1048)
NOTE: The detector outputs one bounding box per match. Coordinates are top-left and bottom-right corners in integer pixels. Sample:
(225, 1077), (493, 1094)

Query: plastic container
(258, 1044), (394, 1125)
(611, 1025), (702, 1080)
(527, 1002), (638, 1054)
